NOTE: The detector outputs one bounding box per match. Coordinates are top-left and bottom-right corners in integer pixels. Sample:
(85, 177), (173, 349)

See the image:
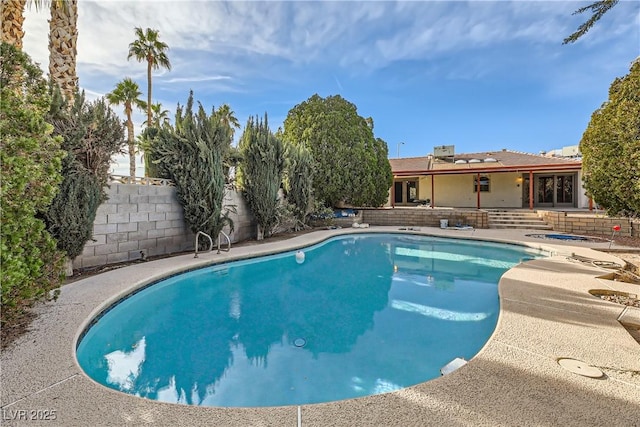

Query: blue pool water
(76, 233), (544, 407)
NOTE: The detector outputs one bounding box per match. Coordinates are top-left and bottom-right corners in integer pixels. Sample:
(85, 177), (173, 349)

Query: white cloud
(163, 75), (231, 84)
(23, 1), (638, 89)
(20, 0), (639, 152)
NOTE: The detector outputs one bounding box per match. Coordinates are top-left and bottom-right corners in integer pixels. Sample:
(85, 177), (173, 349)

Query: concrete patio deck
(2, 227), (639, 426)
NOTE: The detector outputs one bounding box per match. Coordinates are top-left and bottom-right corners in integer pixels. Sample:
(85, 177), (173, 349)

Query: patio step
(487, 210), (553, 230)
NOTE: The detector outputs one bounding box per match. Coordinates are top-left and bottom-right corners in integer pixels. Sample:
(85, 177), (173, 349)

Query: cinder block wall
(537, 210), (632, 236)
(362, 208), (488, 228)
(74, 184), (255, 270)
(222, 189), (255, 243)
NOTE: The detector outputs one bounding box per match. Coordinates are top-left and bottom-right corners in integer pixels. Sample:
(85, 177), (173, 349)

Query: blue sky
(22, 1), (639, 174)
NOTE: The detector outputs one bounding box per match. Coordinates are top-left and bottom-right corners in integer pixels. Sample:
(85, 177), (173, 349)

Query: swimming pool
(76, 233), (544, 407)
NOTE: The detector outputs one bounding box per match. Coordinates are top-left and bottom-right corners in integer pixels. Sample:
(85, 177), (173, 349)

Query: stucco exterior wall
(576, 170), (590, 209)
(431, 172), (522, 208)
(418, 176), (431, 200)
(391, 170), (591, 209)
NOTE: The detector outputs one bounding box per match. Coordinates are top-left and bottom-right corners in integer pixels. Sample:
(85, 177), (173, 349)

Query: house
(388, 148), (588, 209)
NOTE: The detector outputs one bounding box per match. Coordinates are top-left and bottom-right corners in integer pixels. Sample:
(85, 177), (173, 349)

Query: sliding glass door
(393, 180), (418, 205)
(527, 174), (575, 208)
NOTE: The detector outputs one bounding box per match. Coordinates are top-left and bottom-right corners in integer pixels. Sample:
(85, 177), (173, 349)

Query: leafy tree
(44, 90), (126, 261)
(282, 94), (392, 207)
(564, 0), (619, 44)
(48, 90), (125, 189)
(106, 78), (146, 180)
(364, 137), (394, 206)
(283, 141), (314, 229)
(0, 42), (65, 324)
(238, 114), (285, 239)
(580, 59), (640, 216)
(152, 91), (234, 241)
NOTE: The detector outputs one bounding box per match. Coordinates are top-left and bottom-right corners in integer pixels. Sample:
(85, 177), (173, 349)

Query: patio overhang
(392, 163), (582, 177)
(391, 163), (582, 210)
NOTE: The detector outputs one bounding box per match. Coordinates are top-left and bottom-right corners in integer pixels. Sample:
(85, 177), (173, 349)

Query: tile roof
(391, 149), (581, 174)
(388, 156), (430, 172)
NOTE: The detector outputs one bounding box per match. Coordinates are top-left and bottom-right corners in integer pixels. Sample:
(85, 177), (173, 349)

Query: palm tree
(0, 1), (77, 102)
(48, 0), (77, 103)
(1, 0), (28, 48)
(214, 104), (241, 183)
(0, 0), (53, 49)
(106, 78), (146, 180)
(127, 27), (171, 129)
(215, 103), (241, 140)
(143, 102), (169, 127)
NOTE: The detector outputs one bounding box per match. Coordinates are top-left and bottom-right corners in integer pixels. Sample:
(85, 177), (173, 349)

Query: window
(473, 175), (490, 192)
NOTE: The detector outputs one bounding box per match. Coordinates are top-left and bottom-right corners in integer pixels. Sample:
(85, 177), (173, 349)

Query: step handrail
(194, 231), (213, 258)
(217, 230), (231, 254)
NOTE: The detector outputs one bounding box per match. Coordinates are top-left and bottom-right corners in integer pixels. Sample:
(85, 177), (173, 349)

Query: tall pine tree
(152, 91), (234, 242)
(239, 114), (285, 240)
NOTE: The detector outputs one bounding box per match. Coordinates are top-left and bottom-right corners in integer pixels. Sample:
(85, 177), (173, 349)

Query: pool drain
(294, 338), (306, 348)
(557, 358), (604, 378)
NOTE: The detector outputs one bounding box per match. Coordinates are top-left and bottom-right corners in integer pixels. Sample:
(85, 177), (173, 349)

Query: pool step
(487, 210), (552, 230)
(213, 267), (229, 276)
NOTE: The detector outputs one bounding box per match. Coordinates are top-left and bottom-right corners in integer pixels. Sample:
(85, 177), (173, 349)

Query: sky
(22, 1), (640, 175)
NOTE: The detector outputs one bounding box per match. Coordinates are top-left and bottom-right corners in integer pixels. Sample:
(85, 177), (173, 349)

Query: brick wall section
(361, 208), (488, 228)
(74, 184), (255, 270)
(537, 210), (633, 236)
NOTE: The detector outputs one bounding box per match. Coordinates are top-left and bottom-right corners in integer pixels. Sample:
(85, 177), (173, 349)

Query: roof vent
(484, 158), (497, 162)
(468, 159), (481, 163)
(454, 159), (467, 164)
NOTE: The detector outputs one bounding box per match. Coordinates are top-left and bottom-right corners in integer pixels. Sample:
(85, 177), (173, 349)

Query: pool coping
(1, 227), (639, 426)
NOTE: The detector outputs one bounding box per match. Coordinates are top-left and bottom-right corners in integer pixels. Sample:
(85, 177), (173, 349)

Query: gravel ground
(594, 292), (640, 308)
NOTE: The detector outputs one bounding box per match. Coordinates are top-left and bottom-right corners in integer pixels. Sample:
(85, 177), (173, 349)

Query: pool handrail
(217, 231), (231, 254)
(194, 231), (213, 258)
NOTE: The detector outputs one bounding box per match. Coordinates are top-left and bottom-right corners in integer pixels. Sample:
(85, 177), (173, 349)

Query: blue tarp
(333, 209), (358, 218)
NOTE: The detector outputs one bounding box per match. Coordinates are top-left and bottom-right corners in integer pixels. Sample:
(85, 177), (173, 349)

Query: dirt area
(0, 311), (36, 350)
(588, 233), (640, 278)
